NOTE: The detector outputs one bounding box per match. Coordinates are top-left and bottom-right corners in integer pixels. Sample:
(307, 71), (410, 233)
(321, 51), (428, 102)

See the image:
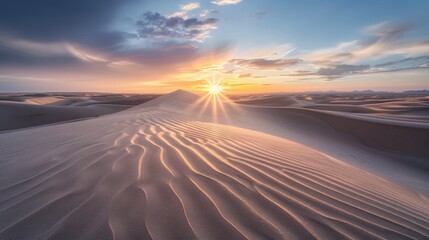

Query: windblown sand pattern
(1, 105), (428, 239)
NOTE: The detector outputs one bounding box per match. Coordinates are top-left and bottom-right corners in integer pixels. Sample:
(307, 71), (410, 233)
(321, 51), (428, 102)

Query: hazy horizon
(1, 88), (429, 95)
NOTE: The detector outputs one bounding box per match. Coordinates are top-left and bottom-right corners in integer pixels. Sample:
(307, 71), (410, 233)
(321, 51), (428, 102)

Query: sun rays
(188, 75), (241, 123)
(208, 82), (223, 95)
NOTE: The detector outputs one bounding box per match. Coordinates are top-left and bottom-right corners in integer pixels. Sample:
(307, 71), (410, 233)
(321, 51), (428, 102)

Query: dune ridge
(1, 92), (428, 239)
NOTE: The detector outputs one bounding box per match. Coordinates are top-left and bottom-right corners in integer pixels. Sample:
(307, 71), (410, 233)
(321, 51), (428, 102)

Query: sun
(208, 83), (223, 95)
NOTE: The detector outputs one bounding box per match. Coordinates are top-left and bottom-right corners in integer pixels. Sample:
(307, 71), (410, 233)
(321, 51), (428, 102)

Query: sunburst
(188, 74), (240, 123)
(208, 82), (223, 95)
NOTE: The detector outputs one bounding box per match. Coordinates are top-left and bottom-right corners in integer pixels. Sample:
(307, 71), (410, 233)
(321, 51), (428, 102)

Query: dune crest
(130, 89), (200, 113)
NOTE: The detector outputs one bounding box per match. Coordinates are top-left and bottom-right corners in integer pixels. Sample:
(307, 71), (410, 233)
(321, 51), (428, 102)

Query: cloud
(316, 64), (370, 79)
(0, 0), (139, 71)
(0, 0), (233, 91)
(211, 0), (242, 6)
(0, 41), (233, 92)
(306, 21), (429, 66)
(0, 1), (221, 71)
(282, 21), (429, 80)
(180, 2), (200, 12)
(362, 21), (411, 39)
(223, 69), (236, 74)
(229, 58), (301, 70)
(136, 11), (218, 41)
(0, 0), (132, 49)
(170, 2), (200, 18)
(373, 56), (429, 69)
(200, 9), (219, 18)
(238, 73), (266, 78)
(113, 42), (231, 67)
(238, 73), (252, 78)
(0, 34), (132, 68)
(0, 38), (79, 68)
(283, 57), (429, 80)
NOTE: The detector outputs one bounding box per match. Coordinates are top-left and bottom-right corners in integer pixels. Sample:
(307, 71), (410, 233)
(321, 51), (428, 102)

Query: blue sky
(0, 0), (428, 93)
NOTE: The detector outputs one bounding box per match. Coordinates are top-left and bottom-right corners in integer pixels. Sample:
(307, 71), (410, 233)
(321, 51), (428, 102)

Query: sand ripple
(0, 110), (428, 240)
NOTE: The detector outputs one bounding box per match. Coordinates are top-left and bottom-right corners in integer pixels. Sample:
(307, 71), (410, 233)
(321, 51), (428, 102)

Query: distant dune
(0, 90), (428, 239)
(0, 93), (158, 131)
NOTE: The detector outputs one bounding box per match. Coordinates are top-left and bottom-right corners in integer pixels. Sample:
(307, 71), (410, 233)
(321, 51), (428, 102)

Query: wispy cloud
(238, 73), (252, 78)
(373, 56), (429, 68)
(200, 9), (219, 18)
(306, 21), (429, 66)
(317, 64), (370, 78)
(283, 57), (429, 80)
(287, 22), (429, 80)
(211, 0), (242, 6)
(170, 2), (200, 18)
(229, 58), (301, 70)
(180, 2), (200, 12)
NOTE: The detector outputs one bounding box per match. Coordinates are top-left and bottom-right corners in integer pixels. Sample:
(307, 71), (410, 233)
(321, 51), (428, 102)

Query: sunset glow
(1, 1), (428, 93)
(208, 83), (223, 95)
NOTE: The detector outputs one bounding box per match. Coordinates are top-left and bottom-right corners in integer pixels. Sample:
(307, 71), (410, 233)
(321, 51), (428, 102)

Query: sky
(0, 0), (429, 93)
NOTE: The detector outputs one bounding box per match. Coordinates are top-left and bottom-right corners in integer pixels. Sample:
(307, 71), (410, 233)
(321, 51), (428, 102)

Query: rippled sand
(0, 91), (428, 239)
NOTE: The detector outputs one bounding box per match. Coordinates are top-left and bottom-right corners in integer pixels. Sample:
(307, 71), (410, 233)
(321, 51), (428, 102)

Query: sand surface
(0, 90), (428, 239)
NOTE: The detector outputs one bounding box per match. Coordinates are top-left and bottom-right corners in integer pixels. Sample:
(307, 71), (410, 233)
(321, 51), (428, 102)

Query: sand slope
(233, 95), (429, 195)
(0, 91), (428, 239)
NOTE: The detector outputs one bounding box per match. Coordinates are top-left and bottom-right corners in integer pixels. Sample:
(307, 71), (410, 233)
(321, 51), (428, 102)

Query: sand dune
(157, 92), (429, 194)
(231, 95), (429, 195)
(234, 96), (305, 107)
(0, 93), (158, 131)
(0, 90), (428, 239)
(0, 101), (130, 131)
(23, 96), (67, 105)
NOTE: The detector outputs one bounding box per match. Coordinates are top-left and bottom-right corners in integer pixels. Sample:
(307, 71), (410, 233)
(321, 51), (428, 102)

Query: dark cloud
(0, 0), (140, 71)
(136, 11), (218, 41)
(0, 1), (227, 73)
(230, 58), (302, 70)
(0, 0), (134, 47)
(0, 47), (79, 68)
